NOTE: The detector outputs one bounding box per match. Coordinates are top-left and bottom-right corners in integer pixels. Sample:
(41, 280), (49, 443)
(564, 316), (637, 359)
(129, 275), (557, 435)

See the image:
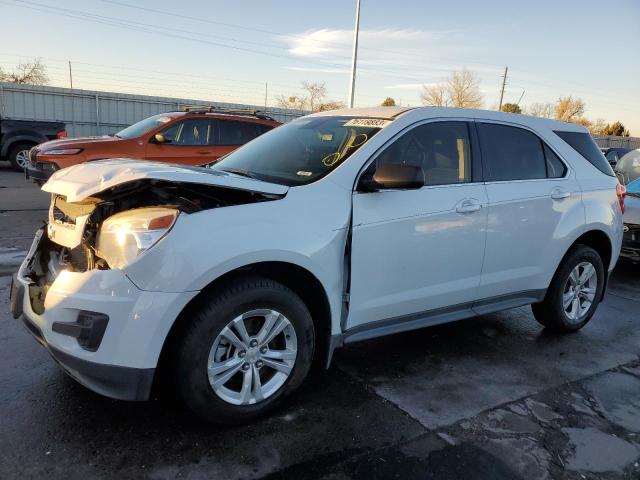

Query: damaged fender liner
(21, 313), (154, 401)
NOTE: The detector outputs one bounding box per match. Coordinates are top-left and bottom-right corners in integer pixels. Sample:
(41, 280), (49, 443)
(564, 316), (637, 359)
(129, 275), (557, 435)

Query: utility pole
(68, 61), (73, 89)
(498, 66), (508, 111)
(264, 82), (268, 109)
(347, 0), (361, 108)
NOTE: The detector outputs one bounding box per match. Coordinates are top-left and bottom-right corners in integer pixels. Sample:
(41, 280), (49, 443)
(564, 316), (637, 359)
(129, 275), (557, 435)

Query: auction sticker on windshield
(343, 118), (392, 128)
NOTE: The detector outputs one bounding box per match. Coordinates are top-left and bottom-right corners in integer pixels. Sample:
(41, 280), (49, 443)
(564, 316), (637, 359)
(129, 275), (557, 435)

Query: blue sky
(1, 0), (639, 133)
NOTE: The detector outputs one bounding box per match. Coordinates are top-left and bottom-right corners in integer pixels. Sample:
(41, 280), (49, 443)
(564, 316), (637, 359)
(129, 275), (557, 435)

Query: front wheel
(8, 143), (34, 171)
(173, 276), (315, 424)
(532, 245), (605, 332)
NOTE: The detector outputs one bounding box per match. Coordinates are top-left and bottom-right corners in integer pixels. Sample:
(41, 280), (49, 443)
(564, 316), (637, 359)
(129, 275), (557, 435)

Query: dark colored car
(26, 107), (281, 184)
(600, 147), (630, 167)
(0, 117), (67, 170)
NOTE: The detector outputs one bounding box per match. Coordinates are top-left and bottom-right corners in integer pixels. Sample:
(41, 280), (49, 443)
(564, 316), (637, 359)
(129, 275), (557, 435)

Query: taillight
(616, 183), (626, 214)
(56, 129), (68, 139)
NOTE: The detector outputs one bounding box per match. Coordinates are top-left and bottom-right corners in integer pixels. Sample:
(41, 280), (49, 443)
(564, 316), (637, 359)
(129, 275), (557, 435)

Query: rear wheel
(8, 143), (33, 171)
(173, 276), (314, 424)
(532, 245), (604, 332)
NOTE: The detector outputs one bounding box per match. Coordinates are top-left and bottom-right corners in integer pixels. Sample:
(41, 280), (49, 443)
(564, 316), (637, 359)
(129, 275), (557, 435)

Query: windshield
(210, 116), (387, 186)
(615, 149), (640, 185)
(115, 114), (173, 139)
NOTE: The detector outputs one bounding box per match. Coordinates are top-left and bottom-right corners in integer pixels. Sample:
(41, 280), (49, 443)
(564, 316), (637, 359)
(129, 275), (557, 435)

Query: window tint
(376, 121), (471, 186)
(160, 119), (211, 146)
(478, 123), (546, 181)
(219, 120), (264, 145)
(554, 130), (615, 176)
(544, 144), (567, 178)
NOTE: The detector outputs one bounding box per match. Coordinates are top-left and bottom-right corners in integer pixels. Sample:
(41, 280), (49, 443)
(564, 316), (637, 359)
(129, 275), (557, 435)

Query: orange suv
(26, 107), (281, 184)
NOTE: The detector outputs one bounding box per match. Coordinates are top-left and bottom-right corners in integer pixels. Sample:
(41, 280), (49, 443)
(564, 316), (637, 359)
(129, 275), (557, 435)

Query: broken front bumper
(9, 228), (196, 401)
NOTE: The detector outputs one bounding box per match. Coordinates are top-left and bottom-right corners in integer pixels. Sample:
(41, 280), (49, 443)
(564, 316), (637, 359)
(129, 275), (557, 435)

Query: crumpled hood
(42, 159), (289, 202)
(37, 136), (121, 151)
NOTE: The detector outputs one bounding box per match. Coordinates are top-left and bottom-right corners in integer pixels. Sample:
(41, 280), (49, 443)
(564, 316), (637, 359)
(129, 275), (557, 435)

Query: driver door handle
(550, 187), (571, 200)
(197, 150), (212, 155)
(456, 198), (482, 214)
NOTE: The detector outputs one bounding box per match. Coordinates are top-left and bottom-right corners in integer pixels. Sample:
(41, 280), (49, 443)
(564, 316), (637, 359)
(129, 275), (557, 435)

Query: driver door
(347, 120), (488, 329)
(146, 118), (218, 165)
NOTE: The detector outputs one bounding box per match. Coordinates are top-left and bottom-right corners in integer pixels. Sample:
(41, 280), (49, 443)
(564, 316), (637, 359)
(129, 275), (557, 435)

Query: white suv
(10, 107), (624, 423)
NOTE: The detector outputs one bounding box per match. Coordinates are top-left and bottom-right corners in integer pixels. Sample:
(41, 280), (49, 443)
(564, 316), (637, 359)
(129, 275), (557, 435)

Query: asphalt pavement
(1, 165), (639, 480)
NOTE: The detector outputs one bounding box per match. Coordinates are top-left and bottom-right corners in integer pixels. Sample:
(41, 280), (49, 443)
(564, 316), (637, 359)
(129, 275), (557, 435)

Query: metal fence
(593, 135), (640, 150)
(0, 82), (306, 137)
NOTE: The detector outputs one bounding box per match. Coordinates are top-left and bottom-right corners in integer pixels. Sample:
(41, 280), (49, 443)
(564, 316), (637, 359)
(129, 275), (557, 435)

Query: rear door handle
(550, 188), (571, 200)
(456, 198), (482, 213)
(197, 150), (212, 155)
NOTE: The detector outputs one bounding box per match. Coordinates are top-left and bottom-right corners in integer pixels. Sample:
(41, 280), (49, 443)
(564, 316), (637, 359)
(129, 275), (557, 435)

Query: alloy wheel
(207, 309), (297, 405)
(562, 261), (597, 323)
(15, 149), (30, 169)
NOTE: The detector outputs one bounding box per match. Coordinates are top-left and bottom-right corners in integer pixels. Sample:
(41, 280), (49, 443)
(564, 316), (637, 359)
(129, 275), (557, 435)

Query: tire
(173, 276), (315, 424)
(532, 245), (605, 332)
(8, 143), (34, 171)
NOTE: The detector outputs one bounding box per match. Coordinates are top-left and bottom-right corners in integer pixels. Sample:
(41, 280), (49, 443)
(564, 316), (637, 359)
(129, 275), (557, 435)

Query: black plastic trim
(20, 314), (154, 401)
(326, 289), (547, 364)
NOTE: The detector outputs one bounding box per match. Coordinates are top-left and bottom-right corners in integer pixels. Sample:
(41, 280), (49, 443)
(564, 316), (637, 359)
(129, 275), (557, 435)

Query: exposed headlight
(95, 207), (179, 269)
(44, 148), (83, 155)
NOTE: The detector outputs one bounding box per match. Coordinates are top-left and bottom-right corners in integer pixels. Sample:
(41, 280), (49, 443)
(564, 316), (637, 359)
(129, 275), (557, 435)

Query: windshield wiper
(220, 168), (260, 179)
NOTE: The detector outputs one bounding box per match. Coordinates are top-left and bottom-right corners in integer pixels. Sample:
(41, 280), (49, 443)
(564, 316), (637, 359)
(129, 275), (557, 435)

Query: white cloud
(280, 28), (465, 69)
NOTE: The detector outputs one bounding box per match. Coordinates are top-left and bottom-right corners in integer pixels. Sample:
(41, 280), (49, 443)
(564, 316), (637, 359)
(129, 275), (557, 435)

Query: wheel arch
(554, 229), (613, 302)
(2, 137), (39, 159)
(156, 261), (333, 383)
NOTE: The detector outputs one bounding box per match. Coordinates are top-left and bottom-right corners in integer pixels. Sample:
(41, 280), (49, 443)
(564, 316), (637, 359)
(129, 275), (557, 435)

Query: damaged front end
(23, 178), (284, 315)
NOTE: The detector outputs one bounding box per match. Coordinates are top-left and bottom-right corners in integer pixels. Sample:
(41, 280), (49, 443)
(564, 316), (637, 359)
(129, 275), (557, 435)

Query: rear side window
(478, 123), (546, 181)
(554, 130), (615, 176)
(218, 120), (264, 145)
(544, 145), (567, 178)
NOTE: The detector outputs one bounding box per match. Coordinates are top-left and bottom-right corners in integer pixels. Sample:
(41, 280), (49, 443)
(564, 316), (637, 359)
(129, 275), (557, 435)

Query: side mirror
(153, 133), (170, 144)
(359, 162), (424, 192)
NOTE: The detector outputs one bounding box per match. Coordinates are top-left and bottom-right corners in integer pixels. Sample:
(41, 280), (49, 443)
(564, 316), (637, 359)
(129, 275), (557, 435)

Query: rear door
(476, 121), (580, 300)
(347, 120), (488, 329)
(213, 119), (273, 161)
(145, 117), (216, 165)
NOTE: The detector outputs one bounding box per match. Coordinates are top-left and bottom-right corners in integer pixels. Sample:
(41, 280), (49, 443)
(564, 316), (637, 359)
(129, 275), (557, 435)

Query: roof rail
(180, 105), (275, 121)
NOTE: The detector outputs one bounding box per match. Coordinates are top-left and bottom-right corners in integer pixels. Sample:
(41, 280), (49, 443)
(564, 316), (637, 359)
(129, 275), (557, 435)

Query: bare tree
(526, 102), (554, 118)
(274, 81), (334, 112)
(447, 69), (483, 108)
(0, 58), (48, 85)
(421, 83), (449, 107)
(302, 81), (327, 112)
(421, 68), (483, 108)
(554, 96), (585, 122)
(589, 118), (608, 135)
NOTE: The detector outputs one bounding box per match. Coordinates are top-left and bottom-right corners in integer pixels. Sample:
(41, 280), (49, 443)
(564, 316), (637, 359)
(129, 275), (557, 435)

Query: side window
(478, 123), (546, 181)
(544, 144), (567, 178)
(159, 119), (212, 146)
(375, 121), (472, 186)
(218, 120), (262, 145)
